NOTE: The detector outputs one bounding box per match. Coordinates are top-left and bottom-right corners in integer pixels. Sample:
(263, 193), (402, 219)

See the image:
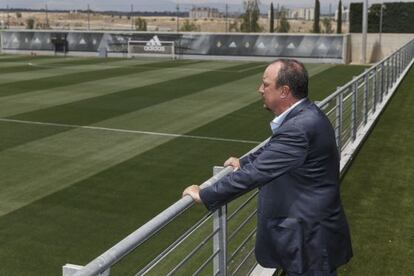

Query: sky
(0, 0), (412, 12)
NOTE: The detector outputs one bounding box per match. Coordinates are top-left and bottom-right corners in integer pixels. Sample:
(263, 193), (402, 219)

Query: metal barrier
(64, 38), (414, 276)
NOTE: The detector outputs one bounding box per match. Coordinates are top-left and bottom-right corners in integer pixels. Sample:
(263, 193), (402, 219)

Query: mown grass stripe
(0, 57), (125, 74)
(0, 58), (160, 85)
(0, 55), (57, 63)
(0, 59), (205, 98)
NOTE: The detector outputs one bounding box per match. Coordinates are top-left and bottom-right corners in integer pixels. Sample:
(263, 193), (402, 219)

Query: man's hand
(224, 157), (240, 171)
(182, 185), (202, 203)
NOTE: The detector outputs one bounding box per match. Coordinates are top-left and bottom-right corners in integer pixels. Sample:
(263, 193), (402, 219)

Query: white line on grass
(25, 63), (247, 73)
(0, 118), (261, 144)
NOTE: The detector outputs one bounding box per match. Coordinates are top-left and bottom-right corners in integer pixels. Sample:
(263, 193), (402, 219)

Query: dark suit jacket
(200, 98), (352, 274)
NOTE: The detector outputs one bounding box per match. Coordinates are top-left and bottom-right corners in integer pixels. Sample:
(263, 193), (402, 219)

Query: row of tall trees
(268, 0), (343, 34)
(313, 0), (342, 33)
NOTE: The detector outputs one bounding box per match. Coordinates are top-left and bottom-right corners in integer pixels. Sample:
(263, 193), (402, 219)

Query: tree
(240, 0), (262, 32)
(322, 17), (333, 33)
(180, 19), (199, 32)
(135, 17), (147, 31)
(269, 2), (274, 33)
(313, 0), (320, 33)
(337, 0), (342, 33)
(349, 2), (363, 33)
(276, 12), (290, 33)
(26, 18), (35, 29)
(229, 20), (240, 32)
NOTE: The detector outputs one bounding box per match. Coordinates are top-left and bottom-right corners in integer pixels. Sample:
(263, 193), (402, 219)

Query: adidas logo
(144, 35), (165, 52)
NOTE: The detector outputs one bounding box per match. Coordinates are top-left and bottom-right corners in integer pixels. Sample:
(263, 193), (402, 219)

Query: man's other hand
(224, 157), (240, 170)
(182, 185), (202, 203)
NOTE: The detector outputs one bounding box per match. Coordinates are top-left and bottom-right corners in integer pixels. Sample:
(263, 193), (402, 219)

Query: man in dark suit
(183, 59), (352, 275)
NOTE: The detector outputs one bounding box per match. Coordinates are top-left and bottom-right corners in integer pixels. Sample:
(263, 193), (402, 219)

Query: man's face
(258, 63), (285, 115)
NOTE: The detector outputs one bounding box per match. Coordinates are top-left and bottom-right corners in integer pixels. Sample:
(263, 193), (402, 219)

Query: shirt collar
(270, 98), (306, 134)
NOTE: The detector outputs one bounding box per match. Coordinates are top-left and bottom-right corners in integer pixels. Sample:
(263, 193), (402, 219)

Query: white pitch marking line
(0, 118), (261, 145)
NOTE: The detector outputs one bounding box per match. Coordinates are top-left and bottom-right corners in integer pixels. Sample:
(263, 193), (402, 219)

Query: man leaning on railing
(183, 59), (352, 276)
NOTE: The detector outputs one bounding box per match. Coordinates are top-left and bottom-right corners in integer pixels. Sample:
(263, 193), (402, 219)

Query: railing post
(392, 54), (396, 84)
(386, 59), (391, 93)
(335, 92), (343, 152)
(373, 67), (377, 113)
(398, 50), (402, 75)
(213, 166), (227, 276)
(351, 81), (357, 141)
(363, 70), (369, 124)
(380, 62), (385, 102)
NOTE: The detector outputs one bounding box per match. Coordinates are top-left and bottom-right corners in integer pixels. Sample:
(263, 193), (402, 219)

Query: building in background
(287, 8), (314, 20)
(268, 7), (314, 21)
(189, 7), (220, 19)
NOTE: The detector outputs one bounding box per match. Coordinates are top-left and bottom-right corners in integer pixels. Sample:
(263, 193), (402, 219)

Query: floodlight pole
(131, 4), (134, 30)
(225, 1), (228, 32)
(87, 4), (90, 31)
(6, 4), (9, 28)
(176, 1), (180, 32)
(361, 0), (368, 64)
(45, 3), (49, 28)
(379, 1), (384, 47)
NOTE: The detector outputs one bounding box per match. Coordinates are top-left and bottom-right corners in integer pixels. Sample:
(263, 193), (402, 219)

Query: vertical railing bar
(363, 70), (369, 125)
(373, 67), (377, 113)
(213, 166), (227, 276)
(386, 59), (390, 93)
(380, 62), (385, 102)
(335, 92), (343, 151)
(392, 55), (395, 87)
(351, 81), (357, 141)
(393, 53), (396, 83)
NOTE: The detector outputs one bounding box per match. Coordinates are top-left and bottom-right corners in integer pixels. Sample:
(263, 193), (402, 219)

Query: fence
(64, 38), (414, 276)
(1, 30), (347, 63)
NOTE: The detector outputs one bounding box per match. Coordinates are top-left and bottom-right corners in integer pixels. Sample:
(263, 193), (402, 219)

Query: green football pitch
(0, 55), (367, 275)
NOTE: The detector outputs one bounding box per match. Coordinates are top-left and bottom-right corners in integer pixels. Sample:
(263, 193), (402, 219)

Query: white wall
(350, 33), (413, 64)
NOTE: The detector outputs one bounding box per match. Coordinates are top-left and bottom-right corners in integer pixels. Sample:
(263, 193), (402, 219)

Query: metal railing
(64, 38), (414, 276)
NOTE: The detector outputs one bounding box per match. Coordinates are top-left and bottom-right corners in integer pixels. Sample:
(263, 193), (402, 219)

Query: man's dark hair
(272, 59), (309, 99)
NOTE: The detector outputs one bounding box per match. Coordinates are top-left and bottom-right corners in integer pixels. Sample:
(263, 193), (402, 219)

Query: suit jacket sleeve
(239, 144), (265, 167)
(200, 125), (309, 211)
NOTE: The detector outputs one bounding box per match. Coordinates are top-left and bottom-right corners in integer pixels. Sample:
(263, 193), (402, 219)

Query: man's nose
(258, 84), (264, 94)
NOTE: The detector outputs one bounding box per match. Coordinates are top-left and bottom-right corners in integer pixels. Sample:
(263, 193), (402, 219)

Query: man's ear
(280, 85), (290, 99)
